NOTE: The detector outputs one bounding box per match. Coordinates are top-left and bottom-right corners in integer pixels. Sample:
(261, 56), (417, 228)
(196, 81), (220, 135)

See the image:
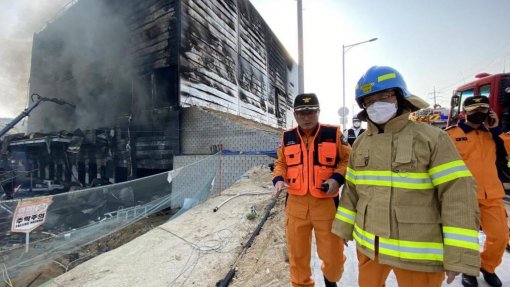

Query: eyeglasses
(363, 90), (397, 107)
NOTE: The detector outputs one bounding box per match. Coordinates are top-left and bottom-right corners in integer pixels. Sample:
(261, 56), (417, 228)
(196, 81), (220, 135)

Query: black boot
(324, 275), (337, 287)
(480, 269), (502, 287)
(461, 274), (478, 287)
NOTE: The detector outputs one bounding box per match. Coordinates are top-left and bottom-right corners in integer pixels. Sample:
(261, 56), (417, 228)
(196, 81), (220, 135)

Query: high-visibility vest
(283, 124), (339, 198)
(347, 128), (365, 146)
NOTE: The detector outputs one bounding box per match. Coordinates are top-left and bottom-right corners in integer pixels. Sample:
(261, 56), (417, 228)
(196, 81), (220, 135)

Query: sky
(250, 0), (510, 126)
(1, 0), (510, 127)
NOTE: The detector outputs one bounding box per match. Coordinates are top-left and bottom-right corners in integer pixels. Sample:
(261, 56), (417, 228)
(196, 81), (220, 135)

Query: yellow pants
(357, 251), (445, 287)
(286, 198), (345, 287)
(479, 198), (509, 272)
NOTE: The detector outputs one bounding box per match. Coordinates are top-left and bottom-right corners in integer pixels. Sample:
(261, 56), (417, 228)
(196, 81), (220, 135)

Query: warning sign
(11, 197), (53, 233)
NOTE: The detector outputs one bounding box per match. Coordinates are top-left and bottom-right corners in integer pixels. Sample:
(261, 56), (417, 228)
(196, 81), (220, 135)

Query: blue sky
(251, 0), (510, 126)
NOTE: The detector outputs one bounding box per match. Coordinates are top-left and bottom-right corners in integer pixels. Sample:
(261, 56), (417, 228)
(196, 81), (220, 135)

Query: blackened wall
(179, 0), (297, 128)
(28, 0), (180, 133)
(26, 0), (295, 173)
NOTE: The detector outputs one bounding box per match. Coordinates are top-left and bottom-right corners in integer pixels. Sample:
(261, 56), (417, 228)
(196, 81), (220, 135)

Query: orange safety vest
(282, 124), (339, 198)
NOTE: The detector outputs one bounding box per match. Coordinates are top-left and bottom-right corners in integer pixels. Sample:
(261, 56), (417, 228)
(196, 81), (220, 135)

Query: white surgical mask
(353, 122), (361, 128)
(366, 101), (397, 124)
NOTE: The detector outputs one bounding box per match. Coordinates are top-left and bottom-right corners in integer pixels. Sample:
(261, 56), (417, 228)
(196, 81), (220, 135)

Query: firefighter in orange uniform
(446, 96), (509, 287)
(273, 93), (351, 287)
(497, 131), (510, 255)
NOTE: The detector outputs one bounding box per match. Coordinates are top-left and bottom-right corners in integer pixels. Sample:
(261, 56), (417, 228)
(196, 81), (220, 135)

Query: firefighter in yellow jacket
(273, 93), (351, 287)
(446, 95), (508, 287)
(332, 66), (480, 287)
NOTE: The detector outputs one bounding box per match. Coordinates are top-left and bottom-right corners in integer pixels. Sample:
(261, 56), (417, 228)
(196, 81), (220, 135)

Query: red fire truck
(447, 72), (510, 129)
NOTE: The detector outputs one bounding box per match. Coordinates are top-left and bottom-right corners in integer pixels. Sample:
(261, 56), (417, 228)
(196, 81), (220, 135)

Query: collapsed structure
(1, 0), (297, 197)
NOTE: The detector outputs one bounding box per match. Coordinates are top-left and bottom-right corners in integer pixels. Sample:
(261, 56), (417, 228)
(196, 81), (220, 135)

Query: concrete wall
(171, 154), (274, 208)
(180, 106), (281, 155)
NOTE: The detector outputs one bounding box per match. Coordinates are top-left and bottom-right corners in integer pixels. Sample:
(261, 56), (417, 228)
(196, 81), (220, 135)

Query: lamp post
(342, 37), (378, 125)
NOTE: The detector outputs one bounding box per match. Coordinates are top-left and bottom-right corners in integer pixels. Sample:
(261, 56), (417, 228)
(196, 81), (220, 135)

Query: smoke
(25, 0), (148, 132)
(0, 0), (69, 117)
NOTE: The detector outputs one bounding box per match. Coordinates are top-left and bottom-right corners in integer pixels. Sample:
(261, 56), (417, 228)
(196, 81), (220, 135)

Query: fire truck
(447, 72), (510, 200)
(410, 106), (449, 129)
(447, 72), (510, 129)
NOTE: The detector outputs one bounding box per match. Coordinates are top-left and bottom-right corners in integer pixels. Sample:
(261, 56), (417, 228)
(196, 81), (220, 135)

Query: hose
(215, 188), (284, 287)
(212, 192), (271, 212)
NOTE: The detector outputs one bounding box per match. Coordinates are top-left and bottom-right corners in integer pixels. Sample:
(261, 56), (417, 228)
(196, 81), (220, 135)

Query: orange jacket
(273, 124), (351, 198)
(447, 122), (506, 199)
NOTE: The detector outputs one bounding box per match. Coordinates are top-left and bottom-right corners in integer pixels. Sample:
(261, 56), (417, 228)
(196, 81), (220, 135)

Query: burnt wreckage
(1, 0), (297, 199)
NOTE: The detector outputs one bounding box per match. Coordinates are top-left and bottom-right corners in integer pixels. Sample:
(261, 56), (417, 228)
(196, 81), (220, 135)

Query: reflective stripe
(443, 226), (479, 251)
(345, 168), (356, 184)
(428, 160), (472, 186)
(353, 224), (375, 250)
(353, 224), (444, 261)
(377, 73), (396, 82)
(346, 168), (433, 190)
(336, 207), (356, 225)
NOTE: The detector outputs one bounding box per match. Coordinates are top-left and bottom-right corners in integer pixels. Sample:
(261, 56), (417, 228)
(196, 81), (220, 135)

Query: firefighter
(272, 93), (351, 287)
(446, 96), (509, 287)
(332, 66), (480, 287)
(344, 116), (365, 146)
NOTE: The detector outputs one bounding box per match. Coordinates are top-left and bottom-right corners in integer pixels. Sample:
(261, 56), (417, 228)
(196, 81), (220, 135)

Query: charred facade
(1, 0), (295, 195)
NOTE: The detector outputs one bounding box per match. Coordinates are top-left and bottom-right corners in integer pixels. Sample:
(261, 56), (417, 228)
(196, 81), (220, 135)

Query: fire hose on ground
(212, 191), (272, 212)
(215, 188), (284, 287)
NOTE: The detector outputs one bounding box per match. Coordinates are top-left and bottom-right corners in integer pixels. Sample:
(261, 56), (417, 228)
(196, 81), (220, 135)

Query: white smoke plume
(0, 0), (69, 117)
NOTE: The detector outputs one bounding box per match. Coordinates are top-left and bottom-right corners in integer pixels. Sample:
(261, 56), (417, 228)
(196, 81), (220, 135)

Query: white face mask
(366, 101), (397, 124)
(353, 122), (361, 128)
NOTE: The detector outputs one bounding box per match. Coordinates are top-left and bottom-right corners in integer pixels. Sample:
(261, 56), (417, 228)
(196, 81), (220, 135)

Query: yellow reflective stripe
(353, 224), (376, 251)
(427, 160), (472, 186)
(443, 226), (478, 237)
(336, 207), (356, 225)
(428, 160), (465, 174)
(431, 170), (472, 186)
(443, 226), (479, 251)
(354, 224), (444, 262)
(347, 168), (434, 189)
(337, 206), (356, 217)
(335, 213), (354, 225)
(345, 174), (356, 184)
(443, 239), (479, 251)
(377, 73), (396, 82)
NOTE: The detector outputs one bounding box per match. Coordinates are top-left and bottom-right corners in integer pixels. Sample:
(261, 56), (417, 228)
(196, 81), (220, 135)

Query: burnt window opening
(152, 66), (179, 109)
(274, 87), (283, 119)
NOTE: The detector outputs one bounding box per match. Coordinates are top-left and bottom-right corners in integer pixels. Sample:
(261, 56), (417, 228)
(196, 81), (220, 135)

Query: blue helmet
(354, 66), (411, 108)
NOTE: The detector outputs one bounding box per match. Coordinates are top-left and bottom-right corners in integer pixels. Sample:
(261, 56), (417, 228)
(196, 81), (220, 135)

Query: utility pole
(297, 0), (304, 94)
(428, 87), (442, 108)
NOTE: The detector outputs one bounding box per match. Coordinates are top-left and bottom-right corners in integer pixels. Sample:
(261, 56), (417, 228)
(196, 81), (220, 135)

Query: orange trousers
(357, 251), (445, 287)
(286, 213), (345, 287)
(479, 198), (508, 272)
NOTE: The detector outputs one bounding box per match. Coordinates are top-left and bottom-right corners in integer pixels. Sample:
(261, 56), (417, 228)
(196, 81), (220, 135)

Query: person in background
(332, 66), (480, 287)
(344, 116), (365, 146)
(272, 93), (351, 287)
(497, 131), (510, 255)
(447, 96), (509, 287)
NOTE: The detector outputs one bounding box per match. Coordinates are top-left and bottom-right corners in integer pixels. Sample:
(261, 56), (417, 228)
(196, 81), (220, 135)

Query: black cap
(463, 96), (490, 111)
(294, 93), (320, 111)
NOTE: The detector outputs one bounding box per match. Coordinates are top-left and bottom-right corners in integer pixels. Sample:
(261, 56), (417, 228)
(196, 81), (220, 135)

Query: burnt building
(5, 0), (297, 189)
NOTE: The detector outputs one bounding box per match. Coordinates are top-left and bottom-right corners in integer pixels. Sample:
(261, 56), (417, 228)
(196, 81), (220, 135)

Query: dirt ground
(40, 165), (290, 287)
(10, 165), (510, 287)
(10, 212), (173, 287)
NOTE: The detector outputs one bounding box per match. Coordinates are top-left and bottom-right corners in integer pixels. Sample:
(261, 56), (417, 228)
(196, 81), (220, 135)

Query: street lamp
(341, 37), (378, 125)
